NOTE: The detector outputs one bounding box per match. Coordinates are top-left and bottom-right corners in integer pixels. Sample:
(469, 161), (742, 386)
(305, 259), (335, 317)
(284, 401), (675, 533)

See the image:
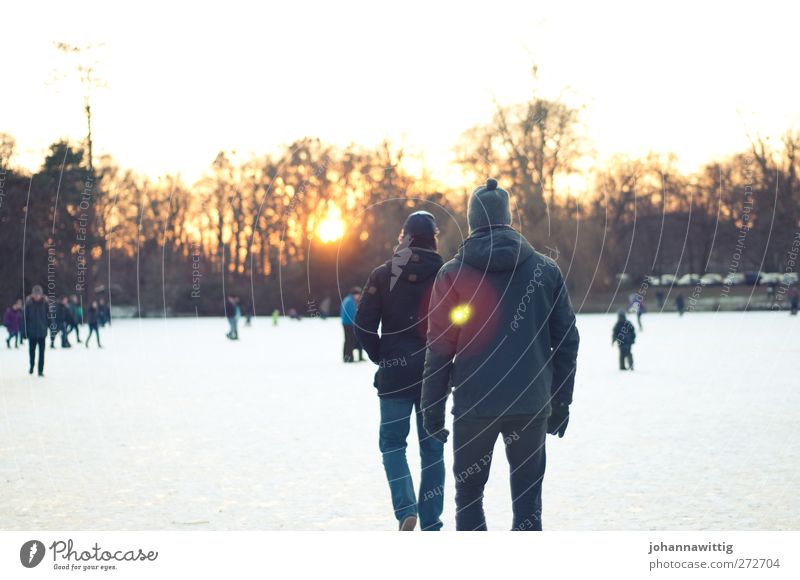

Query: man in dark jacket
(355, 211), (446, 531)
(612, 309), (636, 370)
(23, 285), (50, 376)
(51, 296), (74, 349)
(421, 178), (580, 531)
(85, 300), (102, 348)
(98, 297), (110, 326)
(675, 293), (686, 316)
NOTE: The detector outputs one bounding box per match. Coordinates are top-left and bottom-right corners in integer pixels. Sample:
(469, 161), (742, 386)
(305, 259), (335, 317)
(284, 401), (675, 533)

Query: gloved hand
(423, 415), (449, 444)
(547, 403), (570, 438)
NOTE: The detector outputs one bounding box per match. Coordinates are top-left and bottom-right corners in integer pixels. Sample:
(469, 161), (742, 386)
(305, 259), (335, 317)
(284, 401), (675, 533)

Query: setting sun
(316, 205), (346, 243)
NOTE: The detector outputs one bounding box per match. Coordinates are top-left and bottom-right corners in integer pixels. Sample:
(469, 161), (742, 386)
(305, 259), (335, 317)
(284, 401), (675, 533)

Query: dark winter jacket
(87, 306), (99, 326)
(3, 307), (22, 334)
(55, 302), (74, 327)
(421, 226), (579, 421)
(355, 247), (444, 399)
(23, 298), (50, 339)
(224, 299), (237, 319)
(612, 319), (636, 348)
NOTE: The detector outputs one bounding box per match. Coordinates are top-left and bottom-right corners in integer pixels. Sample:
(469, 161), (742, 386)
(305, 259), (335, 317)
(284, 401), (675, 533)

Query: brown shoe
(399, 515), (417, 531)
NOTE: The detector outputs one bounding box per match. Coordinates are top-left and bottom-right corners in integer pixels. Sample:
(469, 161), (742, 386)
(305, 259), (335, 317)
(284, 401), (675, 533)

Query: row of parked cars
(640, 271), (799, 287)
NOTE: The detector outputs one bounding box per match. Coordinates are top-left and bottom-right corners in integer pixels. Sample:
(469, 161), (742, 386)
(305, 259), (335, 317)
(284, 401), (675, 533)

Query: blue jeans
(379, 397), (445, 530)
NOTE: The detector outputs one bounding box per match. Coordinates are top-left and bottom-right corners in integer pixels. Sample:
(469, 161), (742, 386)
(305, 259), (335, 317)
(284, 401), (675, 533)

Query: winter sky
(2, 0), (799, 184)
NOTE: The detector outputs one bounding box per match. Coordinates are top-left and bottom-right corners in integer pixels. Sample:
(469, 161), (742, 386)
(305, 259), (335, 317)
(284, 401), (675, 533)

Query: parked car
(677, 273), (701, 286)
(759, 272), (784, 285)
(743, 271), (764, 285)
(659, 274), (677, 286)
(700, 273), (724, 286)
(780, 272), (799, 285)
(723, 272), (745, 286)
(615, 273), (632, 286)
(643, 275), (661, 286)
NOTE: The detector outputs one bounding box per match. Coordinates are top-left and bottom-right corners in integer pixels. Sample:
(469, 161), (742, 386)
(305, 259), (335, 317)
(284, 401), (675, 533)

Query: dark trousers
(452, 416), (547, 531)
(342, 324), (362, 362)
(50, 322), (70, 347)
(86, 323), (101, 346)
(619, 346), (633, 370)
(6, 331), (19, 347)
(28, 337), (45, 374)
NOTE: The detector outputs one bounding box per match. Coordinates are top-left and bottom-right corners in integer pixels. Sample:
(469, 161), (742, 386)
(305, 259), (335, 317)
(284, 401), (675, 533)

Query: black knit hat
(467, 178), (512, 232)
(402, 211), (438, 239)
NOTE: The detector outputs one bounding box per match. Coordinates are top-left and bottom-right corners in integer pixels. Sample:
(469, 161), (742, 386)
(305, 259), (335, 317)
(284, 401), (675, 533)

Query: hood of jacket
(389, 246), (443, 287)
(455, 225), (535, 273)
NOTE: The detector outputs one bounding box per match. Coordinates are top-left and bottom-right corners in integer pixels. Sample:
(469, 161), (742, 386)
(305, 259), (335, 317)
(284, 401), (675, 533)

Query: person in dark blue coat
(98, 297), (110, 327)
(340, 287), (362, 362)
(612, 309), (636, 370)
(355, 211), (445, 531)
(421, 178), (580, 531)
(675, 293), (686, 316)
(22, 285), (50, 376)
(51, 296), (73, 349)
(85, 300), (102, 348)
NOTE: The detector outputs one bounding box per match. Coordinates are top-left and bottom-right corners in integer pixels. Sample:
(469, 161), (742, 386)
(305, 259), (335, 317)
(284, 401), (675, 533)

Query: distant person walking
(341, 287), (362, 362)
(225, 295), (239, 340)
(69, 294), (83, 342)
(4, 299), (23, 348)
(656, 290), (666, 309)
(85, 301), (102, 348)
(612, 309), (636, 370)
(675, 293), (686, 316)
(51, 296), (74, 349)
(319, 296), (331, 320)
(98, 297), (110, 327)
(790, 288), (799, 316)
(629, 293), (645, 330)
(767, 283), (776, 306)
(22, 286), (49, 376)
(355, 211), (446, 531)
(422, 178), (580, 531)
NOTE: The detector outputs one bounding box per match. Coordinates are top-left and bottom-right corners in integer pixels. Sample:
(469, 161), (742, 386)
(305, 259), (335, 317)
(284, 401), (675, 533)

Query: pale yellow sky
(2, 0), (799, 185)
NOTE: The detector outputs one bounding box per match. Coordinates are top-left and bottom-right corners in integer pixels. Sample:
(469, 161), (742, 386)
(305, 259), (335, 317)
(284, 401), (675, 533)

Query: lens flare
(450, 304), (473, 325)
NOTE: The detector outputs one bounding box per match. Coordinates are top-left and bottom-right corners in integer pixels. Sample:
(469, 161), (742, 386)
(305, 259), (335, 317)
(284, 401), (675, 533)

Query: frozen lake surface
(1, 312), (798, 530)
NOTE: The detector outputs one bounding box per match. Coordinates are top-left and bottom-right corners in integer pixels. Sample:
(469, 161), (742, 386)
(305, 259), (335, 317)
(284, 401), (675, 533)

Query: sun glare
(317, 206), (346, 243)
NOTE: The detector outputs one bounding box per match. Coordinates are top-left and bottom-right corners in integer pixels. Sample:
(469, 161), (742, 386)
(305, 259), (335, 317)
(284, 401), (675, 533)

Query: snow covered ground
(0, 311), (798, 530)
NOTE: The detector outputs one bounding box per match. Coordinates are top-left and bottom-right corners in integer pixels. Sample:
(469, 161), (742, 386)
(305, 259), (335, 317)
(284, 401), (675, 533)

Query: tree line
(1, 92), (798, 316)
